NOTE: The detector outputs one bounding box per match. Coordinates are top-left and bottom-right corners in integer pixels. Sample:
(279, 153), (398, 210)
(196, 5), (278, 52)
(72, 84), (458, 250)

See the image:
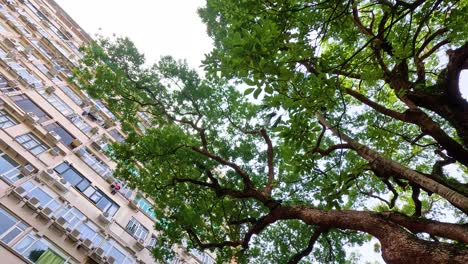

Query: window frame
(0, 109), (18, 129)
(54, 163), (120, 216)
(125, 217), (149, 241)
(16, 132), (49, 155)
(0, 150), (23, 184)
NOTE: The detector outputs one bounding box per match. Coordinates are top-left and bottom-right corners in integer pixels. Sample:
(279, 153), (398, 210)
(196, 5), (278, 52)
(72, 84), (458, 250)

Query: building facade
(0, 0), (214, 263)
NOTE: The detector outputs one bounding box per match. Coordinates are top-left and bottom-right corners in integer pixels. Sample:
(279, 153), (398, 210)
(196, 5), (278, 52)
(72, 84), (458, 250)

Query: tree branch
(287, 227), (326, 264)
(316, 112), (468, 213)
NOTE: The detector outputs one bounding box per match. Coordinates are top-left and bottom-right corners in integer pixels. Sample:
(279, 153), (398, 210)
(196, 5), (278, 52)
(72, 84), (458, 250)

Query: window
(76, 222), (104, 247)
(79, 148), (113, 178)
(97, 239), (136, 264)
(190, 249), (215, 264)
(16, 133), (48, 155)
(125, 217), (149, 241)
(54, 163), (120, 216)
(147, 235), (157, 249)
(0, 207), (28, 244)
(0, 73), (20, 94)
(0, 150), (23, 183)
(69, 114), (92, 134)
(12, 95), (50, 122)
(134, 196), (156, 219)
(55, 207), (85, 230)
(108, 129), (125, 143)
(115, 180), (133, 199)
(5, 61), (42, 88)
(59, 85), (82, 106)
(38, 90), (74, 117)
(172, 257), (189, 264)
(94, 100), (116, 120)
(0, 109), (17, 128)
(21, 181), (62, 212)
(44, 122), (75, 147)
(14, 232), (75, 264)
(0, 22), (8, 33)
(33, 62), (52, 77)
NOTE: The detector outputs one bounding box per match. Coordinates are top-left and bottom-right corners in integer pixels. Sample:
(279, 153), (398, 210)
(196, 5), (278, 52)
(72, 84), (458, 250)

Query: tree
(72, 0), (468, 263)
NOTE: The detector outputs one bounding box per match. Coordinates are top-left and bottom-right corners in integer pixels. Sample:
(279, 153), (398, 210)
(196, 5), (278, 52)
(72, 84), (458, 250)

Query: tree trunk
(276, 206), (468, 264)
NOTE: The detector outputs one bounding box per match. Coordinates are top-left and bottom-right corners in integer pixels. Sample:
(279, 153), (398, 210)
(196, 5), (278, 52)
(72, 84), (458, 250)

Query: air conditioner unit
(134, 239), (145, 251)
(98, 212), (112, 225)
(80, 98), (91, 107)
(68, 229), (81, 242)
(45, 86), (55, 94)
(24, 112), (39, 124)
(53, 217), (68, 233)
(25, 197), (40, 210)
(41, 168), (56, 181)
(81, 238), (93, 252)
(105, 175), (115, 184)
(106, 256), (116, 264)
(46, 130), (61, 143)
(90, 247), (106, 261)
(49, 147), (61, 156)
(71, 139), (82, 148)
(128, 199), (139, 210)
(53, 177), (70, 193)
(90, 126), (99, 135)
(73, 147), (86, 157)
(11, 186), (27, 199)
(21, 164), (35, 175)
(38, 207), (54, 219)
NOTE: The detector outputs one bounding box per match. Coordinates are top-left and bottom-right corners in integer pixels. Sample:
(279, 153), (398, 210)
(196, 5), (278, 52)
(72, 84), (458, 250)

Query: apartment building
(0, 0), (215, 263)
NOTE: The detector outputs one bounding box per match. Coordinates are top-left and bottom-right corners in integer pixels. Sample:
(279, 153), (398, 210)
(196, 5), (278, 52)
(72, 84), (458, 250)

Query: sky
(53, 1), (465, 263)
(55, 0), (213, 70)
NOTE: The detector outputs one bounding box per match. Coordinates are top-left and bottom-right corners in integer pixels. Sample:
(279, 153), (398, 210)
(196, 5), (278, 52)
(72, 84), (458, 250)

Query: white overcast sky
(55, 0), (213, 70)
(53, 1), (465, 263)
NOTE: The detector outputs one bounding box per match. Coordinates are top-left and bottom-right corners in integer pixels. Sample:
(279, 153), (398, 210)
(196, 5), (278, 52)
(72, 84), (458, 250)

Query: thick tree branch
(191, 147), (254, 190)
(260, 128), (276, 196)
(316, 113), (468, 213)
(287, 227), (326, 264)
(346, 88), (468, 166)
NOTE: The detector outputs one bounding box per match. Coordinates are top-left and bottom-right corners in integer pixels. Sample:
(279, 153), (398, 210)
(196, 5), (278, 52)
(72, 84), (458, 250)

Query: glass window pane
(2, 227), (22, 243)
(14, 235), (34, 253)
(0, 208), (16, 235)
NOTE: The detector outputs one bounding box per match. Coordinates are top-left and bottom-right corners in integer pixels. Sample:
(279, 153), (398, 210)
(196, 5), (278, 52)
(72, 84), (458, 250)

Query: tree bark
(275, 206), (468, 264)
(316, 113), (468, 213)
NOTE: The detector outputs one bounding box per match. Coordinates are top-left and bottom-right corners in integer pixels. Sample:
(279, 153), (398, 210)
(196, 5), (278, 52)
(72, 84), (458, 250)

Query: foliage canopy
(73, 1), (468, 263)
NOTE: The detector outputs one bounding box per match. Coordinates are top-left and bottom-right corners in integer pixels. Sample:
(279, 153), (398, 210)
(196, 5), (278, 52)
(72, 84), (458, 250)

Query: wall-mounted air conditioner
(46, 130), (61, 143)
(25, 197), (40, 210)
(38, 207), (54, 219)
(97, 212), (112, 225)
(73, 147), (86, 157)
(89, 247), (106, 262)
(41, 169), (56, 181)
(80, 238), (93, 252)
(24, 112), (39, 124)
(49, 147), (61, 156)
(45, 86), (55, 94)
(90, 126), (99, 135)
(53, 216), (68, 233)
(134, 239), (145, 251)
(106, 256), (116, 264)
(11, 186), (26, 200)
(68, 229), (81, 242)
(53, 177), (70, 193)
(128, 199), (139, 210)
(21, 164), (35, 175)
(71, 138), (82, 148)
